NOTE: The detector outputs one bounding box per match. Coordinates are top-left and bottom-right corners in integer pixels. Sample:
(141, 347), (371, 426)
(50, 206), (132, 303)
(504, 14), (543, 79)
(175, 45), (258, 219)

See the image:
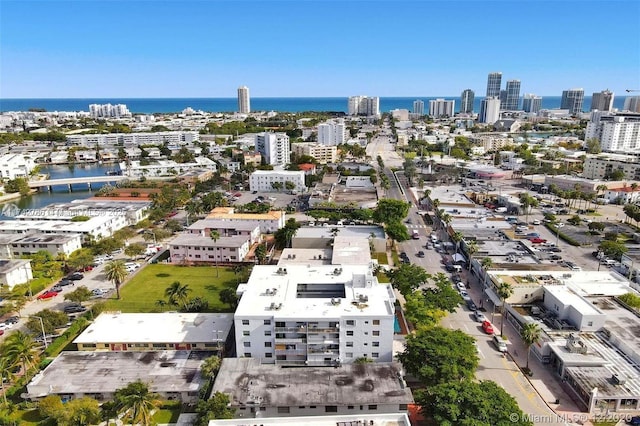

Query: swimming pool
(394, 315), (401, 333)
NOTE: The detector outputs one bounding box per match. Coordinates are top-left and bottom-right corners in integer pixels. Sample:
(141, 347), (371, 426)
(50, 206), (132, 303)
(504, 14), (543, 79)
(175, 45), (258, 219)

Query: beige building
(544, 175), (627, 194)
(291, 142), (337, 164)
(583, 154), (640, 180)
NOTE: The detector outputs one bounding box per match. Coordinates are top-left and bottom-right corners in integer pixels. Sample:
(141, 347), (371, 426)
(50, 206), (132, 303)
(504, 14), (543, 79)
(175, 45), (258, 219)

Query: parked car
(51, 285), (64, 292)
(549, 247), (562, 253)
(627, 416), (640, 425)
(445, 263), (455, 272)
(529, 237), (547, 244)
(37, 290), (59, 300)
(456, 282), (466, 292)
(482, 320), (494, 334)
(532, 220), (541, 225)
(466, 300), (477, 311)
(67, 272), (84, 281)
(63, 304), (87, 314)
(416, 251), (425, 258)
(473, 311), (487, 322)
(58, 279), (74, 287)
(4, 316), (18, 325)
(492, 335), (508, 352)
(80, 265), (94, 272)
(526, 233), (540, 238)
(550, 255), (562, 261)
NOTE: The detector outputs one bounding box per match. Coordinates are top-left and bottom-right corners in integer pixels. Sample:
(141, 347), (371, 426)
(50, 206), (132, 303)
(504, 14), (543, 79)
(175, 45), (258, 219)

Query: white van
(430, 234), (438, 243)
(495, 207), (507, 213)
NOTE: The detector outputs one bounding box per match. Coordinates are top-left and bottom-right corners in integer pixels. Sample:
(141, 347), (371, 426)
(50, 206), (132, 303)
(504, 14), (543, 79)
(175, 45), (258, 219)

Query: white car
(473, 311), (487, 322)
(456, 282), (466, 292)
(532, 220), (541, 225)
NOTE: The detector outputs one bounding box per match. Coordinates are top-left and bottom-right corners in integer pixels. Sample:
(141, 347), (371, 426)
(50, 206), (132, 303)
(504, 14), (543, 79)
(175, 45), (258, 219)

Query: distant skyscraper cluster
(237, 86), (251, 114)
(624, 96), (640, 113)
(89, 103), (131, 119)
(561, 88), (585, 115)
(412, 100), (424, 115)
(590, 89), (614, 112)
(428, 99), (455, 118)
(459, 89), (474, 114)
(348, 96), (380, 116)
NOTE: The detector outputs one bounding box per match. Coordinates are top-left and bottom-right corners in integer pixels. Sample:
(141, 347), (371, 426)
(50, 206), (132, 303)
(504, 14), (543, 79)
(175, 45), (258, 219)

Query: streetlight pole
(555, 223), (562, 247)
(32, 316), (48, 349)
(597, 250), (603, 271)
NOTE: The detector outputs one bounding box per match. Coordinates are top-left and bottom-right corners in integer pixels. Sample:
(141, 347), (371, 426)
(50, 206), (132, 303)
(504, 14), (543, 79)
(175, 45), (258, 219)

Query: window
(368, 405), (378, 410)
(346, 352), (353, 358)
(346, 331), (354, 336)
(244, 352), (251, 357)
(346, 320), (355, 326)
(264, 319), (271, 325)
(372, 341), (379, 347)
(325, 406), (338, 413)
(277, 407), (290, 414)
(243, 342), (251, 347)
(372, 330), (380, 336)
(348, 405), (355, 409)
(152, 343), (166, 348)
(399, 404), (408, 411)
(373, 319), (380, 325)
(242, 320), (250, 325)
(264, 331), (272, 336)
(265, 353), (273, 358)
(372, 352), (379, 358)
(587, 321), (593, 326)
(298, 406), (305, 409)
(276, 321), (285, 327)
(346, 342), (353, 347)
(243, 331), (250, 336)
(264, 342), (272, 348)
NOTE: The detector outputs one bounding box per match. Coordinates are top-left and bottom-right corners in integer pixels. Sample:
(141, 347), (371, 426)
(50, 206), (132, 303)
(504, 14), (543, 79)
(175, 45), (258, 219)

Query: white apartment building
(206, 207), (285, 233)
(522, 94), (542, 113)
(428, 99), (455, 118)
(169, 234), (250, 264)
(8, 233), (82, 258)
(479, 97), (501, 124)
(0, 215), (128, 240)
(0, 154), (37, 180)
(585, 112), (640, 153)
(317, 119), (345, 146)
(237, 86), (250, 114)
(291, 143), (337, 164)
(249, 170), (305, 193)
(347, 96), (380, 116)
(583, 154), (640, 180)
(624, 96), (640, 113)
(255, 132), (290, 166)
(413, 100), (425, 115)
(0, 259), (33, 290)
(89, 103), (131, 119)
(67, 131), (199, 147)
(187, 219), (261, 244)
(119, 158), (216, 178)
(234, 264), (396, 366)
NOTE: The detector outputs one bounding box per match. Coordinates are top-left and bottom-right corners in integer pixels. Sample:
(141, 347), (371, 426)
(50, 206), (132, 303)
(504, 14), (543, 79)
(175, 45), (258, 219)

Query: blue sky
(1, 0), (639, 98)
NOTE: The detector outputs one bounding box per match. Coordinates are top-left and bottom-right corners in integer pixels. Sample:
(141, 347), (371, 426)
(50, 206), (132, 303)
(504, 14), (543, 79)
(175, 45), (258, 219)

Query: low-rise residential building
(293, 226), (386, 253)
(249, 170), (305, 193)
(169, 234), (250, 264)
(0, 154), (37, 179)
(234, 264), (395, 365)
(212, 358), (413, 418)
(603, 186), (640, 204)
(583, 153), (640, 180)
(26, 350), (206, 403)
(7, 233), (82, 258)
(243, 152), (262, 167)
(67, 131), (199, 147)
(22, 199), (151, 226)
(187, 219), (261, 244)
(291, 142), (337, 164)
(208, 413), (412, 426)
(206, 207), (285, 233)
(544, 175), (626, 194)
(119, 158), (217, 179)
(0, 215), (127, 240)
(0, 259), (32, 289)
(74, 312), (233, 354)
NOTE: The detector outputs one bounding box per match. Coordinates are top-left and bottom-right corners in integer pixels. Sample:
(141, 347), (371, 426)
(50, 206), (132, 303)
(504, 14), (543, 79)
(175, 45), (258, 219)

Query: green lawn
(5, 409), (50, 426)
(103, 264), (240, 312)
(376, 272), (390, 283)
(374, 252), (388, 265)
(152, 407), (182, 423)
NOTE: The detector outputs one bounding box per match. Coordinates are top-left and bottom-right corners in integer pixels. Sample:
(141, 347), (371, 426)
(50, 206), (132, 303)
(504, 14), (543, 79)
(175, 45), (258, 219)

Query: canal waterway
(0, 163), (121, 220)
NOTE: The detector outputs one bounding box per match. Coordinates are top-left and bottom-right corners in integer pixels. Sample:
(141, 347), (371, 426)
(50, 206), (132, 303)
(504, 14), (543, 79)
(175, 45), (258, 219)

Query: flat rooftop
(332, 236), (372, 266)
(0, 259), (30, 274)
(565, 362), (640, 399)
(545, 285), (602, 316)
(208, 413), (411, 426)
(235, 265), (395, 319)
(295, 225), (385, 240)
(212, 358), (413, 407)
(207, 207), (284, 221)
(169, 234), (249, 248)
(74, 313), (233, 345)
(14, 233), (82, 244)
(490, 271), (634, 295)
(278, 249), (332, 266)
(0, 216), (117, 233)
(188, 219), (259, 232)
(588, 296), (640, 356)
(26, 350), (206, 398)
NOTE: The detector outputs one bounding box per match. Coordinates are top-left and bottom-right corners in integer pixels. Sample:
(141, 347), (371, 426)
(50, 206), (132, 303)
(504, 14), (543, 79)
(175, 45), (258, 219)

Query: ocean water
(0, 96), (628, 114)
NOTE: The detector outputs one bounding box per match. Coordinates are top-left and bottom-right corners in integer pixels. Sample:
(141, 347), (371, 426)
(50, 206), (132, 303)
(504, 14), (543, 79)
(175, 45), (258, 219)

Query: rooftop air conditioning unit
(612, 374), (626, 385)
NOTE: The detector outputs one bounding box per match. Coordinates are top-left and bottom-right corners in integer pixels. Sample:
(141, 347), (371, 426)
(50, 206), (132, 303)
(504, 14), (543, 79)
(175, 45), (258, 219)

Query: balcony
(307, 327), (340, 334)
(274, 336), (306, 343)
(307, 335), (339, 344)
(274, 326), (307, 333)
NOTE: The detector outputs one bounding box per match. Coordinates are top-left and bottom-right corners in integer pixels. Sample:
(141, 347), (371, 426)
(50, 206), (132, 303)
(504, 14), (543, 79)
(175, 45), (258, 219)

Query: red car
(482, 320), (494, 334)
(37, 290), (59, 300)
(529, 237), (547, 244)
(81, 265), (94, 272)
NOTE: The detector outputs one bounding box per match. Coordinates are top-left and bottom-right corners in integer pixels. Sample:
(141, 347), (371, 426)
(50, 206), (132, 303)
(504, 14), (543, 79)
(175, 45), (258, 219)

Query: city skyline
(1, 1), (639, 98)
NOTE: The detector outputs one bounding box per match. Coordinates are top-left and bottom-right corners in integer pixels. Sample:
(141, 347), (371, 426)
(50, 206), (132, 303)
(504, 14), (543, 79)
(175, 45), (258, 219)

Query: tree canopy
(387, 263), (430, 296)
(373, 199), (410, 224)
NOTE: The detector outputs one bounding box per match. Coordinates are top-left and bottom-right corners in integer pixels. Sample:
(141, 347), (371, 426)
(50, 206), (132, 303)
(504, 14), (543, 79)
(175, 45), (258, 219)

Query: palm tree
(164, 281), (191, 310)
(201, 355), (222, 380)
(595, 184), (608, 208)
(3, 331), (38, 374)
(450, 231), (463, 255)
(210, 230), (221, 277)
(466, 240), (478, 271)
(114, 380), (160, 426)
(104, 260), (127, 300)
(440, 213), (452, 236)
(520, 322), (541, 370)
(496, 282), (514, 335)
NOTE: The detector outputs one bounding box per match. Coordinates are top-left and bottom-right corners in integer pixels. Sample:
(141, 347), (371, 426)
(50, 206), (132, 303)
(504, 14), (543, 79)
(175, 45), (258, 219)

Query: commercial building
(233, 263), (395, 365)
(479, 97), (501, 124)
(590, 89), (614, 112)
(0, 259), (33, 289)
(255, 132), (290, 166)
(502, 80), (521, 111)
(212, 358), (413, 418)
(561, 88), (585, 115)
(585, 112), (640, 153)
(623, 96), (640, 113)
(348, 96), (380, 116)
(292, 225), (386, 253)
(74, 312), (234, 354)
(428, 99), (455, 118)
(459, 89), (474, 113)
(89, 103), (131, 119)
(249, 170), (305, 193)
(0, 154), (37, 180)
(238, 86), (251, 114)
(292, 142), (337, 164)
(522, 94), (542, 113)
(26, 350), (206, 403)
(582, 154), (640, 180)
(543, 174), (624, 194)
(413, 99), (425, 115)
(317, 119), (345, 146)
(206, 207), (286, 233)
(169, 234), (250, 264)
(486, 72), (502, 98)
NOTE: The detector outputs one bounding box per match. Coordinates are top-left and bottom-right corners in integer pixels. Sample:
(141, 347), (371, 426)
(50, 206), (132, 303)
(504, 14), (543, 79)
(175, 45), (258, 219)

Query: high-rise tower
(561, 89), (585, 115)
(413, 100), (425, 115)
(590, 89), (614, 112)
(238, 86), (251, 113)
(522, 94), (542, 113)
(479, 97), (501, 124)
(486, 72), (502, 98)
(460, 89), (475, 113)
(504, 80), (521, 110)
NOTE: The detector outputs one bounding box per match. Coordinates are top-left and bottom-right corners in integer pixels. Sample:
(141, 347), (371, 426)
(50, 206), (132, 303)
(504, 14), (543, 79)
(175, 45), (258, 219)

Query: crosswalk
(407, 224), (429, 229)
